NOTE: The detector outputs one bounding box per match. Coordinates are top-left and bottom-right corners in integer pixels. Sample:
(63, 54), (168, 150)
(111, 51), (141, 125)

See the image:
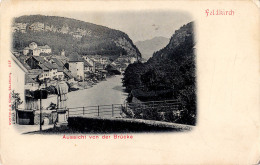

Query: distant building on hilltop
(29, 22), (44, 31)
(12, 23), (27, 33)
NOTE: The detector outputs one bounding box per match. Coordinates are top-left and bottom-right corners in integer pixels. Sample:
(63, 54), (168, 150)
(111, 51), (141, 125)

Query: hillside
(12, 15), (141, 59)
(135, 36), (169, 60)
(123, 22), (196, 125)
(151, 22), (194, 62)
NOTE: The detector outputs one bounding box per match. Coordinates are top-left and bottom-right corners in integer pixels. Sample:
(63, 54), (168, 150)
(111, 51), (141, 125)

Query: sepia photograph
(1, 1), (259, 164)
(11, 11), (196, 134)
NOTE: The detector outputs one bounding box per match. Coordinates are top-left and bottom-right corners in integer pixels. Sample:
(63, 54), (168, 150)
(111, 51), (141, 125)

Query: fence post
(68, 108), (69, 117)
(112, 104), (114, 117)
(97, 105), (99, 116)
(83, 107), (85, 115)
(121, 104), (123, 114)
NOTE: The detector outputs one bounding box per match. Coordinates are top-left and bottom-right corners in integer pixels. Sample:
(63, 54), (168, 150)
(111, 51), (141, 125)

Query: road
(42, 75), (128, 109)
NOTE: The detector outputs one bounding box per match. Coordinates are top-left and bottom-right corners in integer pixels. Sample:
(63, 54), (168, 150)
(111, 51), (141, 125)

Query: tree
(11, 91), (23, 110)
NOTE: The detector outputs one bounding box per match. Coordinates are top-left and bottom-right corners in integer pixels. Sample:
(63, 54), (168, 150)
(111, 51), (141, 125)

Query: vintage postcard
(0, 0), (259, 164)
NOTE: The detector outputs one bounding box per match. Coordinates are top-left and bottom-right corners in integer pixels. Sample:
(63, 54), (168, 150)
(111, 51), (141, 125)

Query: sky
(48, 11), (193, 43)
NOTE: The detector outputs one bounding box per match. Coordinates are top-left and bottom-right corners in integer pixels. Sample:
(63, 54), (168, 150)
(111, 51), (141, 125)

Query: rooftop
(68, 52), (84, 62)
(84, 60), (93, 67)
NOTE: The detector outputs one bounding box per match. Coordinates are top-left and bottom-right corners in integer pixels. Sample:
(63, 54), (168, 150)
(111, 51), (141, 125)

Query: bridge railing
(68, 100), (182, 122)
(68, 104), (123, 118)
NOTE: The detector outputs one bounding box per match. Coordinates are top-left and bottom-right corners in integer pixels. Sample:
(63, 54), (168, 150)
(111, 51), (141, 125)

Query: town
(12, 41), (140, 106)
(10, 39), (145, 129)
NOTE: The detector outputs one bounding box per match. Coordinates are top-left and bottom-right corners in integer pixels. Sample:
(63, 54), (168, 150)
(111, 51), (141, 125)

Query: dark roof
(52, 55), (68, 64)
(50, 58), (65, 72)
(25, 74), (36, 84)
(95, 62), (103, 67)
(33, 56), (57, 70)
(33, 56), (46, 63)
(63, 70), (73, 79)
(84, 60), (93, 67)
(68, 52), (84, 62)
(27, 69), (43, 79)
(18, 58), (31, 70)
(54, 63), (64, 72)
(51, 58), (65, 67)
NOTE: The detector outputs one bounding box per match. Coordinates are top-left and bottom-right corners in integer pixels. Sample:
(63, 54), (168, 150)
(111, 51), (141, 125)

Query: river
(42, 75), (128, 109)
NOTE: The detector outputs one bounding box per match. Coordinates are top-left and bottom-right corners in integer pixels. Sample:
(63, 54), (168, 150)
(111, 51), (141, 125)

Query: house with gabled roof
(26, 56), (58, 80)
(49, 57), (68, 80)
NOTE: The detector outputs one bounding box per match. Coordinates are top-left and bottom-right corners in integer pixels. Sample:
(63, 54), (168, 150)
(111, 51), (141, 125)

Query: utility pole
(40, 89), (42, 131)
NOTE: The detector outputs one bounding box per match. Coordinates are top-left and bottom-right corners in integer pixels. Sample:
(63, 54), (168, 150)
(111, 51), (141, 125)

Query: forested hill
(150, 22), (194, 62)
(12, 15), (141, 58)
(123, 22), (196, 125)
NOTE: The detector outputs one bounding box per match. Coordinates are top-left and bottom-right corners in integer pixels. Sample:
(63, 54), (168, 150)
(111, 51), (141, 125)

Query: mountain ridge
(135, 36), (169, 60)
(12, 15), (141, 59)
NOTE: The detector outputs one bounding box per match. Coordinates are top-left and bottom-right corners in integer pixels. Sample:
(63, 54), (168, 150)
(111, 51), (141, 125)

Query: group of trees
(122, 22), (196, 125)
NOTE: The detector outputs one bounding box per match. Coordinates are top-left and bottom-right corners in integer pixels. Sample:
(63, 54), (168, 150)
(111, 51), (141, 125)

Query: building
(38, 45), (52, 54)
(24, 74), (38, 91)
(11, 53), (29, 109)
(94, 62), (105, 71)
(49, 57), (70, 80)
(84, 60), (94, 72)
(68, 53), (84, 81)
(26, 56), (58, 80)
(83, 60), (95, 79)
(23, 47), (30, 55)
(87, 55), (110, 65)
(29, 22), (44, 31)
(29, 42), (38, 50)
(32, 47), (41, 56)
(82, 56), (95, 72)
(23, 42), (52, 56)
(12, 23), (27, 33)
